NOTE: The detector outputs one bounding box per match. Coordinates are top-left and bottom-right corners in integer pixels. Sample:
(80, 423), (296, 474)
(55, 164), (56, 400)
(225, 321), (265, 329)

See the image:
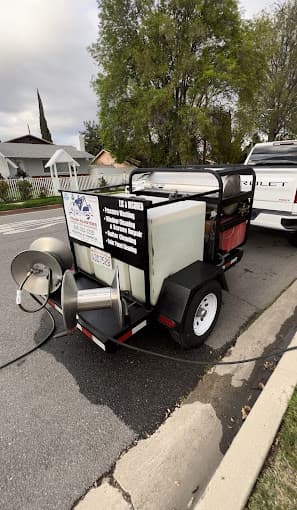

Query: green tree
(90, 0), (263, 166)
(0, 180), (9, 202)
(241, 1), (297, 141)
(37, 89), (53, 143)
(80, 121), (102, 155)
(203, 107), (248, 163)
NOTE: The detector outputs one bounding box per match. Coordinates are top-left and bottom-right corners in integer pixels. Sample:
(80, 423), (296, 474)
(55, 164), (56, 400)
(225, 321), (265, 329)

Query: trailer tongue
(11, 165), (255, 351)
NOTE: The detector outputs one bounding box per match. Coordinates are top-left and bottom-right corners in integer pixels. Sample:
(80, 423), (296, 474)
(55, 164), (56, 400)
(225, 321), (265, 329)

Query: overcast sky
(0, 0), (276, 148)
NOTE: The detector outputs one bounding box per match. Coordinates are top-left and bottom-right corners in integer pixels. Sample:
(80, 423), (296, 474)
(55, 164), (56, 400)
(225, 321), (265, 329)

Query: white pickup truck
(244, 140), (297, 245)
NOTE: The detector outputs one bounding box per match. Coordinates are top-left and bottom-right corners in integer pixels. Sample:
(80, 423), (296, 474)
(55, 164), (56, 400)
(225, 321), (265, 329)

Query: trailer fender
(156, 260), (227, 329)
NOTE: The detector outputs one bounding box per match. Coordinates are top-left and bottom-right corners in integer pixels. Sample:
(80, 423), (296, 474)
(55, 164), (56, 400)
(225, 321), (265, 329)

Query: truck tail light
(294, 190), (297, 203)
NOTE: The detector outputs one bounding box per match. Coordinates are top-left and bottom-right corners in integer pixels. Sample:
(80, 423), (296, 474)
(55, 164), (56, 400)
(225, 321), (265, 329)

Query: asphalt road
(1, 209), (297, 510)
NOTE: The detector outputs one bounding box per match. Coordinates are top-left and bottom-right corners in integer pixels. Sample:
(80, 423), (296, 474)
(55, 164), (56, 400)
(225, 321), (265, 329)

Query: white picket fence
(4, 174), (127, 201)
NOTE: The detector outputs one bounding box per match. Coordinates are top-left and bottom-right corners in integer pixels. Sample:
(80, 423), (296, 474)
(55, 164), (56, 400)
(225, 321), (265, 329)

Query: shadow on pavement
(33, 312), (217, 436)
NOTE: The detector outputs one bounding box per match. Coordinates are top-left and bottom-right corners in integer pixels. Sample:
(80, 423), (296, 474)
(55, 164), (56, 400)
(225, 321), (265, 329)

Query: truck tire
(170, 280), (222, 349)
(288, 232), (297, 247)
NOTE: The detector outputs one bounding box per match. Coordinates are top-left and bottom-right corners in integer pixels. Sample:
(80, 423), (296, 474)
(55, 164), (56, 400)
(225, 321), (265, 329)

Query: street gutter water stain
(187, 307), (297, 454)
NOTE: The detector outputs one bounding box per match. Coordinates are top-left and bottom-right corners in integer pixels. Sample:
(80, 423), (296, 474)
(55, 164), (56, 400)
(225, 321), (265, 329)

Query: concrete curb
(193, 331), (297, 510)
(0, 204), (62, 216)
(75, 280), (297, 510)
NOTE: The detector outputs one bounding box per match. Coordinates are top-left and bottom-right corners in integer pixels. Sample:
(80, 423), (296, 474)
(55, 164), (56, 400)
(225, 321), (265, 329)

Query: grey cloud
(0, 0), (98, 144)
(1, 0), (272, 146)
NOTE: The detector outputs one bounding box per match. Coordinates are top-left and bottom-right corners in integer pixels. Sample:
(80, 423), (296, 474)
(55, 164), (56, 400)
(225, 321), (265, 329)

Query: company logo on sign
(69, 195), (94, 220)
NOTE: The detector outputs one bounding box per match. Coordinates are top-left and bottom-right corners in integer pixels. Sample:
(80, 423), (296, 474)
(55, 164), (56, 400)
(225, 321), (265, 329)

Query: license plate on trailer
(90, 246), (112, 270)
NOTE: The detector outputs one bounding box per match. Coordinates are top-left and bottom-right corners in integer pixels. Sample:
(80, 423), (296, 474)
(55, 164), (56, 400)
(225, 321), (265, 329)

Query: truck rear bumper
(251, 210), (297, 231)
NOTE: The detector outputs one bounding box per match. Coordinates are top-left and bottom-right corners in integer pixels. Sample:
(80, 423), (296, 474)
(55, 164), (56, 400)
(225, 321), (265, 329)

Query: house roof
(0, 142), (93, 160)
(45, 149), (80, 167)
(5, 134), (53, 145)
(91, 149), (140, 167)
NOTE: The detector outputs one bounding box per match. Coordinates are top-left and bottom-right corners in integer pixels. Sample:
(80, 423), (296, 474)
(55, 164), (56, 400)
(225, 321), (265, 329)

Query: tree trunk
(202, 138), (207, 164)
(202, 89), (209, 163)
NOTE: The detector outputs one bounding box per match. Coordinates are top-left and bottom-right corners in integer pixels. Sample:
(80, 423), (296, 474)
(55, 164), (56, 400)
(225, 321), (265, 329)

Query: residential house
(90, 149), (140, 180)
(0, 135), (93, 178)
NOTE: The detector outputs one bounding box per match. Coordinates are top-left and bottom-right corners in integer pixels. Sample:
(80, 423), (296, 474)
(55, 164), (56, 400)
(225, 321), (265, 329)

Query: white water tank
(129, 200), (206, 305)
(73, 196), (206, 307)
(93, 257), (131, 291)
(73, 243), (94, 275)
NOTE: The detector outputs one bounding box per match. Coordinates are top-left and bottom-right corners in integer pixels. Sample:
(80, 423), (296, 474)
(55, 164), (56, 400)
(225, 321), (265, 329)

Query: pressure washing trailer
(11, 165), (255, 352)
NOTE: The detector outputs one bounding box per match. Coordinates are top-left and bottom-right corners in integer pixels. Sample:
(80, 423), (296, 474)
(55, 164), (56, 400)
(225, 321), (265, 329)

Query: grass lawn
(0, 196), (62, 211)
(247, 388), (297, 510)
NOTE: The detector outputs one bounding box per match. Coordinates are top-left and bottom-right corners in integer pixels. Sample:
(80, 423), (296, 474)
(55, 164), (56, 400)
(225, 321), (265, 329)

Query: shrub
(39, 186), (48, 198)
(17, 180), (33, 200)
(0, 180), (9, 202)
(99, 176), (107, 188)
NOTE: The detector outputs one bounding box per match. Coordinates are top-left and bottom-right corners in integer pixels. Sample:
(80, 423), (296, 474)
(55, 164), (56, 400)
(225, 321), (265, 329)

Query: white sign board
(62, 192), (103, 248)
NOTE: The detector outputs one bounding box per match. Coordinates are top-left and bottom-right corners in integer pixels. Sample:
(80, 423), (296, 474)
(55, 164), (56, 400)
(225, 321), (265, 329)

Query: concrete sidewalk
(75, 279), (297, 510)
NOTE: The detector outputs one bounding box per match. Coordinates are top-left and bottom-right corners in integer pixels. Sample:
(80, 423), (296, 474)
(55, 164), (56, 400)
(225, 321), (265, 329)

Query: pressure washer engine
(11, 165), (255, 352)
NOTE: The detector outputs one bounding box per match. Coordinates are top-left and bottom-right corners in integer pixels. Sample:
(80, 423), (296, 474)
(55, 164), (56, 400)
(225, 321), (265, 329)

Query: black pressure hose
(0, 271), (56, 369)
(0, 298), (56, 370)
(17, 269), (51, 313)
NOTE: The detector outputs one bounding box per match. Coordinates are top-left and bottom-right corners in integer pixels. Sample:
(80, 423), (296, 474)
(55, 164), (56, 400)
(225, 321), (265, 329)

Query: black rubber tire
(288, 232), (297, 247)
(170, 280), (222, 349)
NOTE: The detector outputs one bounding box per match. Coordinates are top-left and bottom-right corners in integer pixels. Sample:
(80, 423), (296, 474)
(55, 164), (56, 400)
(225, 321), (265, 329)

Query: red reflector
(294, 190), (297, 203)
(158, 315), (176, 329)
(81, 327), (93, 340)
(117, 330), (132, 343)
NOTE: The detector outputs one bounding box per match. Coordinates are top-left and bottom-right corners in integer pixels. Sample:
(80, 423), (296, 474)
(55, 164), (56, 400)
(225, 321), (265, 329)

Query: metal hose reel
(11, 237), (73, 295)
(61, 268), (123, 330)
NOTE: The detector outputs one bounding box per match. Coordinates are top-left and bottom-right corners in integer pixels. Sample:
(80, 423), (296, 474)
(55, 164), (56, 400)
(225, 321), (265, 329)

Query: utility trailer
(39, 166), (255, 351)
(42, 165), (255, 351)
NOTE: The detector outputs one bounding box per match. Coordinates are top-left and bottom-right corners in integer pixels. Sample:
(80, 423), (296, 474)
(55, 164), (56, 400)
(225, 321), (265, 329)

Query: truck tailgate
(241, 166), (297, 213)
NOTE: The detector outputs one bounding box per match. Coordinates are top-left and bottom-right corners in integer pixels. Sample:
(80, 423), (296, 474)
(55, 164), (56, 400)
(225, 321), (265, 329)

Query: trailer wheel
(171, 280), (222, 349)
